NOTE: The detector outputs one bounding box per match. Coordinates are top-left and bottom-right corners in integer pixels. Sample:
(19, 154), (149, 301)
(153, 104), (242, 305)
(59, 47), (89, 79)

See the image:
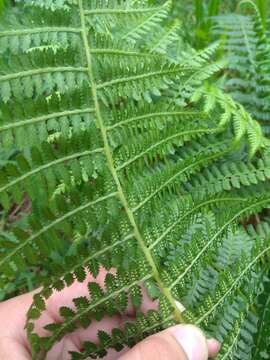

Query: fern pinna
(0, 1), (270, 359)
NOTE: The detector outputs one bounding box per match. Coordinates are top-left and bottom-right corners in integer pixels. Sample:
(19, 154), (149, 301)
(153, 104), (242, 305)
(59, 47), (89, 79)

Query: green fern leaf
(0, 1), (269, 359)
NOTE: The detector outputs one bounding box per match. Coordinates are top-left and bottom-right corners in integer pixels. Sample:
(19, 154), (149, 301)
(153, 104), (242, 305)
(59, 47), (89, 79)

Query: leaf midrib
(0, 107), (94, 132)
(132, 144), (229, 212)
(0, 147), (103, 195)
(78, 0), (183, 327)
(0, 27), (81, 36)
(0, 66), (87, 82)
(196, 242), (270, 325)
(83, 2), (169, 16)
(169, 197), (270, 290)
(0, 191), (117, 268)
(116, 128), (218, 171)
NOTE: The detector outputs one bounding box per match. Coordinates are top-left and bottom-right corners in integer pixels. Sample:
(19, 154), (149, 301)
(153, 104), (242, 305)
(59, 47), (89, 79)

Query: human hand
(0, 270), (220, 360)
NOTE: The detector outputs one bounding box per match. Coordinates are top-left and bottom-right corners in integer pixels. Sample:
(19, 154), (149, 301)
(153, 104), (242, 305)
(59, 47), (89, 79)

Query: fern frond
(0, 1), (269, 359)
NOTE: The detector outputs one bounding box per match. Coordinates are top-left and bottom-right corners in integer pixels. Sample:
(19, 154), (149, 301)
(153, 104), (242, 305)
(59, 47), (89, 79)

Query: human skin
(0, 270), (220, 360)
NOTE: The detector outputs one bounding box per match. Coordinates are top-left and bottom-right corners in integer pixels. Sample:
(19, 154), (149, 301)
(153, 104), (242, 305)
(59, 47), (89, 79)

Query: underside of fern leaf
(0, 1), (270, 359)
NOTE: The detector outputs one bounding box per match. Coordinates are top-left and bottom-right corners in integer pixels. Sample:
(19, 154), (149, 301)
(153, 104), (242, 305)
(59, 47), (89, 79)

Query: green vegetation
(0, 1), (269, 359)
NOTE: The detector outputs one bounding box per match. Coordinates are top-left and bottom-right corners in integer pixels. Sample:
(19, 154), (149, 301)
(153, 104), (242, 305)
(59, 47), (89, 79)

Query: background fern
(213, 0), (270, 135)
(0, 1), (270, 359)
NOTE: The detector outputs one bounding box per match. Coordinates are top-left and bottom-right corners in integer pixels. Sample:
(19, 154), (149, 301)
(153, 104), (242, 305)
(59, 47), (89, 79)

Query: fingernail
(172, 325), (208, 360)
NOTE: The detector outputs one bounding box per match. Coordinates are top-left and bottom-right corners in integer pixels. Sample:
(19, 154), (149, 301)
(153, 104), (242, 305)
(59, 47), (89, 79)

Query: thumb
(119, 325), (220, 360)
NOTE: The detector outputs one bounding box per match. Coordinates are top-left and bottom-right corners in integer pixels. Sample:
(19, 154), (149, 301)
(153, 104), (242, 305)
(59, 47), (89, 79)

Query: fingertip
(207, 338), (221, 358)
(171, 324), (209, 360)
